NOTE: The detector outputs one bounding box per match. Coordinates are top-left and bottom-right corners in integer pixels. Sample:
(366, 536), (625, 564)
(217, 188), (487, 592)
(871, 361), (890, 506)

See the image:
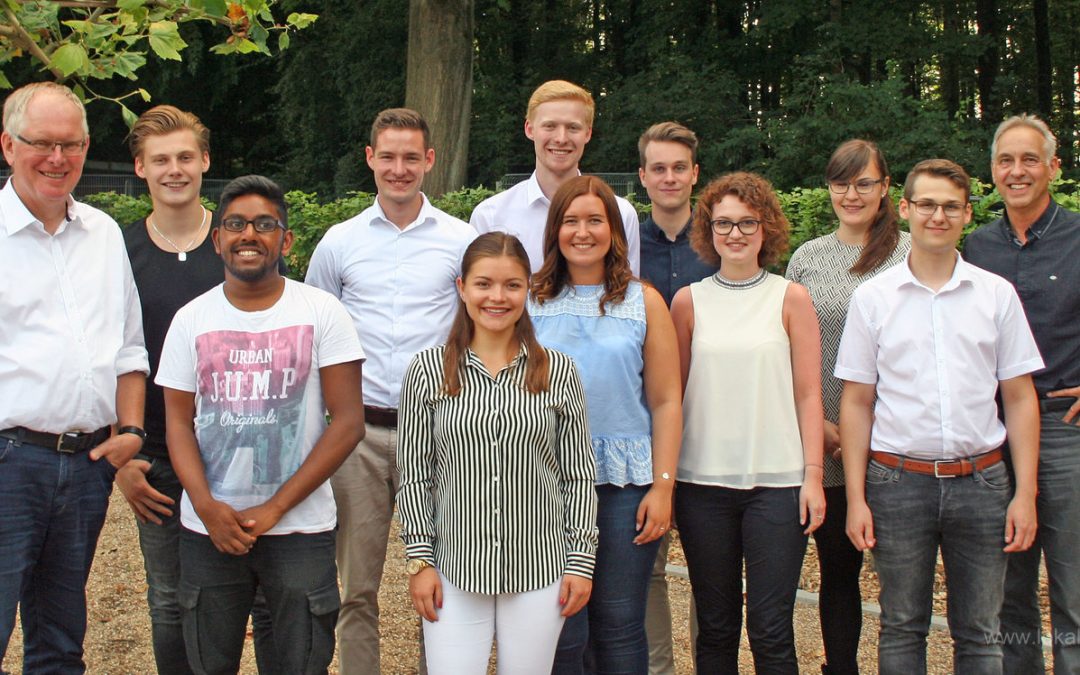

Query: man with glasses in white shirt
(305, 107), (477, 674)
(0, 81), (149, 673)
(837, 159), (1042, 674)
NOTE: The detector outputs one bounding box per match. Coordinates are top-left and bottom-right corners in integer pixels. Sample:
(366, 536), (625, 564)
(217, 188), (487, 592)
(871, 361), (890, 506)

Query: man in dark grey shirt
(964, 114), (1080, 674)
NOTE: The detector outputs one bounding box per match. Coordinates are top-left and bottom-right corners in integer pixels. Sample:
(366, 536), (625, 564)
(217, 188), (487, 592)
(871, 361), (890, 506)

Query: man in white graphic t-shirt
(157, 175), (366, 673)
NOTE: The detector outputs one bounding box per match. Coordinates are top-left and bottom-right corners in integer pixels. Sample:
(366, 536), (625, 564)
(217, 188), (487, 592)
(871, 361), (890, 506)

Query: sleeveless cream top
(678, 272), (805, 488)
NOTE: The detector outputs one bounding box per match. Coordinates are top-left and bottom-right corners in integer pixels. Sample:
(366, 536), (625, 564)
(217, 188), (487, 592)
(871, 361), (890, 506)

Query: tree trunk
(941, 0), (961, 121)
(405, 0), (475, 197)
(1033, 0), (1053, 119)
(976, 0), (1001, 123)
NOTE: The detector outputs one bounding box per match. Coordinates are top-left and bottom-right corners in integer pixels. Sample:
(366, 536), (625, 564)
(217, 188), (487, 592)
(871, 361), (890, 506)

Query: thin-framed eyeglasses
(828, 178), (883, 195)
(909, 200), (966, 218)
(710, 218), (761, 236)
(221, 216), (286, 233)
(15, 134), (87, 156)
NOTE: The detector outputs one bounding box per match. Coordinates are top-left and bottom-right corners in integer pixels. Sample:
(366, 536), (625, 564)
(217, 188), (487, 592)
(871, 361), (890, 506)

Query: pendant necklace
(149, 206), (208, 262)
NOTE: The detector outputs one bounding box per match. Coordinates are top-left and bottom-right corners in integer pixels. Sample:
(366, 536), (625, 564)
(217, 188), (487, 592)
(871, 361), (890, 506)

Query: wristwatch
(118, 425), (147, 449)
(406, 558), (433, 576)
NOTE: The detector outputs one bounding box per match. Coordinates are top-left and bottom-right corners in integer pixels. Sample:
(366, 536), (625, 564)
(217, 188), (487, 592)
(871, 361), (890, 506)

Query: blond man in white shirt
(836, 159), (1042, 674)
(0, 82), (149, 672)
(305, 108), (476, 674)
(470, 79), (640, 274)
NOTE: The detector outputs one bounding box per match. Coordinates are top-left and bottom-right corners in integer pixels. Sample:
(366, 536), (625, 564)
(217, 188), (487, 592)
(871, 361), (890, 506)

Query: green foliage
(83, 192), (154, 225)
(84, 179), (1080, 280)
(432, 187), (496, 222)
(0, 0), (316, 122)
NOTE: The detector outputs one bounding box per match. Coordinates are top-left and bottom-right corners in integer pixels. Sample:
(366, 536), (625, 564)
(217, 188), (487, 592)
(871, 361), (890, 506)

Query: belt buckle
(56, 432), (80, 454)
(933, 460), (957, 478)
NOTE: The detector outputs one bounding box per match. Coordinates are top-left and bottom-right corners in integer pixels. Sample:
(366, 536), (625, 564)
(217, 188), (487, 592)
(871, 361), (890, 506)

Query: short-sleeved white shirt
(470, 171), (641, 275)
(156, 279), (365, 535)
(835, 253), (1043, 459)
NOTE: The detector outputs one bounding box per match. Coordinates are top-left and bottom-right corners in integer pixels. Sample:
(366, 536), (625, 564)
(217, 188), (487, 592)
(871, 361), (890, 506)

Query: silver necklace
(148, 206), (207, 262)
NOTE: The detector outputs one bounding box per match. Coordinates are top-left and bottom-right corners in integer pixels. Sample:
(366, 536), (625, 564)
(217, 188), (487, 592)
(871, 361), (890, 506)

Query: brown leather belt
(0, 426), (111, 454)
(363, 405), (398, 428)
(869, 448), (1003, 478)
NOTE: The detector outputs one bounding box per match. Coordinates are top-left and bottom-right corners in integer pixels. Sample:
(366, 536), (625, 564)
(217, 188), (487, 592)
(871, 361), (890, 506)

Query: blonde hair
(127, 105), (210, 159)
(526, 80), (594, 125)
(3, 82), (88, 138)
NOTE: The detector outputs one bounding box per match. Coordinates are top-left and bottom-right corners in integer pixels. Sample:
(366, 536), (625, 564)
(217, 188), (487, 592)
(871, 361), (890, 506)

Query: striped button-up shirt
(397, 344), (598, 594)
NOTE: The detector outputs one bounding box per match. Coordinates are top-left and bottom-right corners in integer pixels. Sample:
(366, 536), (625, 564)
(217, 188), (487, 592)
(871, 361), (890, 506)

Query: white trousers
(423, 572), (566, 674)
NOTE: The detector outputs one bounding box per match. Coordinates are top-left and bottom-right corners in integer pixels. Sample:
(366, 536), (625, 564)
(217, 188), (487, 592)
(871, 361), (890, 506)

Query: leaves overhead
(0, 0), (317, 122)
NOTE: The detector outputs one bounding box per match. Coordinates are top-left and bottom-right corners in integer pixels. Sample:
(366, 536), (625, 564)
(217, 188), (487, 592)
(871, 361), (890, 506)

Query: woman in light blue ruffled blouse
(530, 175), (682, 675)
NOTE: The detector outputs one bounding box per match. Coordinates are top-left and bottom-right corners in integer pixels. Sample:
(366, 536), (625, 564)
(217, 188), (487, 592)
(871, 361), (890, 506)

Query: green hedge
(88, 179), (1080, 280)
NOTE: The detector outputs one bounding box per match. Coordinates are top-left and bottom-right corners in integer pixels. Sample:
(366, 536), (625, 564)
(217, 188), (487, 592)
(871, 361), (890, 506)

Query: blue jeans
(867, 457), (1011, 675)
(0, 437), (115, 674)
(135, 457), (276, 675)
(675, 483), (806, 674)
(1001, 413), (1080, 675)
(552, 484), (660, 674)
(178, 529), (339, 675)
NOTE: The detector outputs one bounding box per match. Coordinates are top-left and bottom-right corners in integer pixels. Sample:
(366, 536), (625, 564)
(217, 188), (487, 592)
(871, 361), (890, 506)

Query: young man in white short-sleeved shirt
(836, 159), (1042, 674)
(157, 175), (365, 674)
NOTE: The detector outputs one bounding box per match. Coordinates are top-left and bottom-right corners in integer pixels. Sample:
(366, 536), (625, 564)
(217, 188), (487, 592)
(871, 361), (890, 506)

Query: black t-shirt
(124, 216), (225, 458)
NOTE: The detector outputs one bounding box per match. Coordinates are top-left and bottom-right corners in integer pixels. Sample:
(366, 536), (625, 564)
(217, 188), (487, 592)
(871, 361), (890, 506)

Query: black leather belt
(363, 406), (398, 428)
(1039, 397), (1077, 414)
(0, 426), (111, 453)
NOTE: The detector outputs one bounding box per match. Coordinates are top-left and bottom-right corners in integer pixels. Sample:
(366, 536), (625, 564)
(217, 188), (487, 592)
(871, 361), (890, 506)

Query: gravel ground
(2, 491), (1050, 674)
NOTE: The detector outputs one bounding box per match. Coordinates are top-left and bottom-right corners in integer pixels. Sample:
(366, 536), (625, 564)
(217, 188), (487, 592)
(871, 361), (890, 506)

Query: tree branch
(2, 6), (65, 81)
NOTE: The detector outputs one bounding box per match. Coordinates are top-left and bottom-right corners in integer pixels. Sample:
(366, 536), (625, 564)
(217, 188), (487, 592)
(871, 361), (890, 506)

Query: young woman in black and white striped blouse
(397, 232), (599, 674)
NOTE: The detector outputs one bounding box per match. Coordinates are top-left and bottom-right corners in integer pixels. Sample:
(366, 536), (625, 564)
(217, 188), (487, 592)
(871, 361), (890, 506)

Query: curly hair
(530, 175), (632, 313)
(689, 172), (789, 269)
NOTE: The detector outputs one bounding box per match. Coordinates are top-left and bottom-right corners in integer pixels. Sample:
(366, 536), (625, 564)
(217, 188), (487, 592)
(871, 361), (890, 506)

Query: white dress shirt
(305, 194), (477, 409)
(0, 179), (149, 433)
(470, 171), (641, 275)
(835, 253), (1043, 459)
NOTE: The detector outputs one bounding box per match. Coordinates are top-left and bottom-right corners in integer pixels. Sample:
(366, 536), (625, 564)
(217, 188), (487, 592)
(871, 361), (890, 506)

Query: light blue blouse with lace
(529, 281), (652, 486)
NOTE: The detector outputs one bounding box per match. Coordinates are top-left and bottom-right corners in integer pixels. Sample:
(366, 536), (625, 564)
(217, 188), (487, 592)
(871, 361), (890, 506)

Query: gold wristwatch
(406, 558), (433, 576)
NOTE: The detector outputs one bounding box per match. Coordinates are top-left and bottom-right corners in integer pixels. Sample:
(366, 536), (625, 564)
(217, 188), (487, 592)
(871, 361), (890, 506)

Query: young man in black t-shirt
(120, 106), (223, 675)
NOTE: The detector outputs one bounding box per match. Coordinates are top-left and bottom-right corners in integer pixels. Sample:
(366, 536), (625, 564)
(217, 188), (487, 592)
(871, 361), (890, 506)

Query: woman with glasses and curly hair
(530, 175), (682, 674)
(670, 171), (825, 674)
(784, 139), (910, 675)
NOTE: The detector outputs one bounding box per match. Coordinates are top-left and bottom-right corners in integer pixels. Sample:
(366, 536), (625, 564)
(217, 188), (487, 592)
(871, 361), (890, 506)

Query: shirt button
(493, 508), (500, 515)
(672, 272), (678, 277)
(493, 476), (499, 482)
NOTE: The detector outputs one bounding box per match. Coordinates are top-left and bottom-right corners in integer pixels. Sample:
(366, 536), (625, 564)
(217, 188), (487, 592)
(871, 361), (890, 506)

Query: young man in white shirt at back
(470, 79), (640, 274)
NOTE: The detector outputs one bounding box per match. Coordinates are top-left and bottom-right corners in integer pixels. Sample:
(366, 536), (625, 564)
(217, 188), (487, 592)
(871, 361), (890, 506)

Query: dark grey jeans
(178, 528), (339, 675)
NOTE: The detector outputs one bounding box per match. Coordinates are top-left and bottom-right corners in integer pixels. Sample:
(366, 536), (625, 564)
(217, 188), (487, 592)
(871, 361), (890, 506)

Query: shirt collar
(0, 178), (76, 236)
(464, 342), (530, 373)
(1001, 199), (1060, 243)
(643, 214), (692, 243)
(526, 169), (584, 207)
(895, 250), (974, 293)
(371, 192), (437, 232)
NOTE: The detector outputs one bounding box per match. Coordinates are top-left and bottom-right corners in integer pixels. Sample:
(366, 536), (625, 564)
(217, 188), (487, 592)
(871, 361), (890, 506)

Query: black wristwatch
(118, 425), (147, 449)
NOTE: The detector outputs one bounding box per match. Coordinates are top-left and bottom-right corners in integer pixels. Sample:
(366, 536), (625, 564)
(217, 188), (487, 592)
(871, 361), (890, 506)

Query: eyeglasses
(710, 219), (761, 236)
(221, 216), (285, 233)
(909, 200), (966, 218)
(15, 134), (87, 156)
(828, 179), (882, 195)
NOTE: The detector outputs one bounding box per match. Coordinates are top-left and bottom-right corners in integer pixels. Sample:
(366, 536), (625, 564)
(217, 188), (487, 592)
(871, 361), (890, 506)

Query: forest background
(3, 0), (1079, 197)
